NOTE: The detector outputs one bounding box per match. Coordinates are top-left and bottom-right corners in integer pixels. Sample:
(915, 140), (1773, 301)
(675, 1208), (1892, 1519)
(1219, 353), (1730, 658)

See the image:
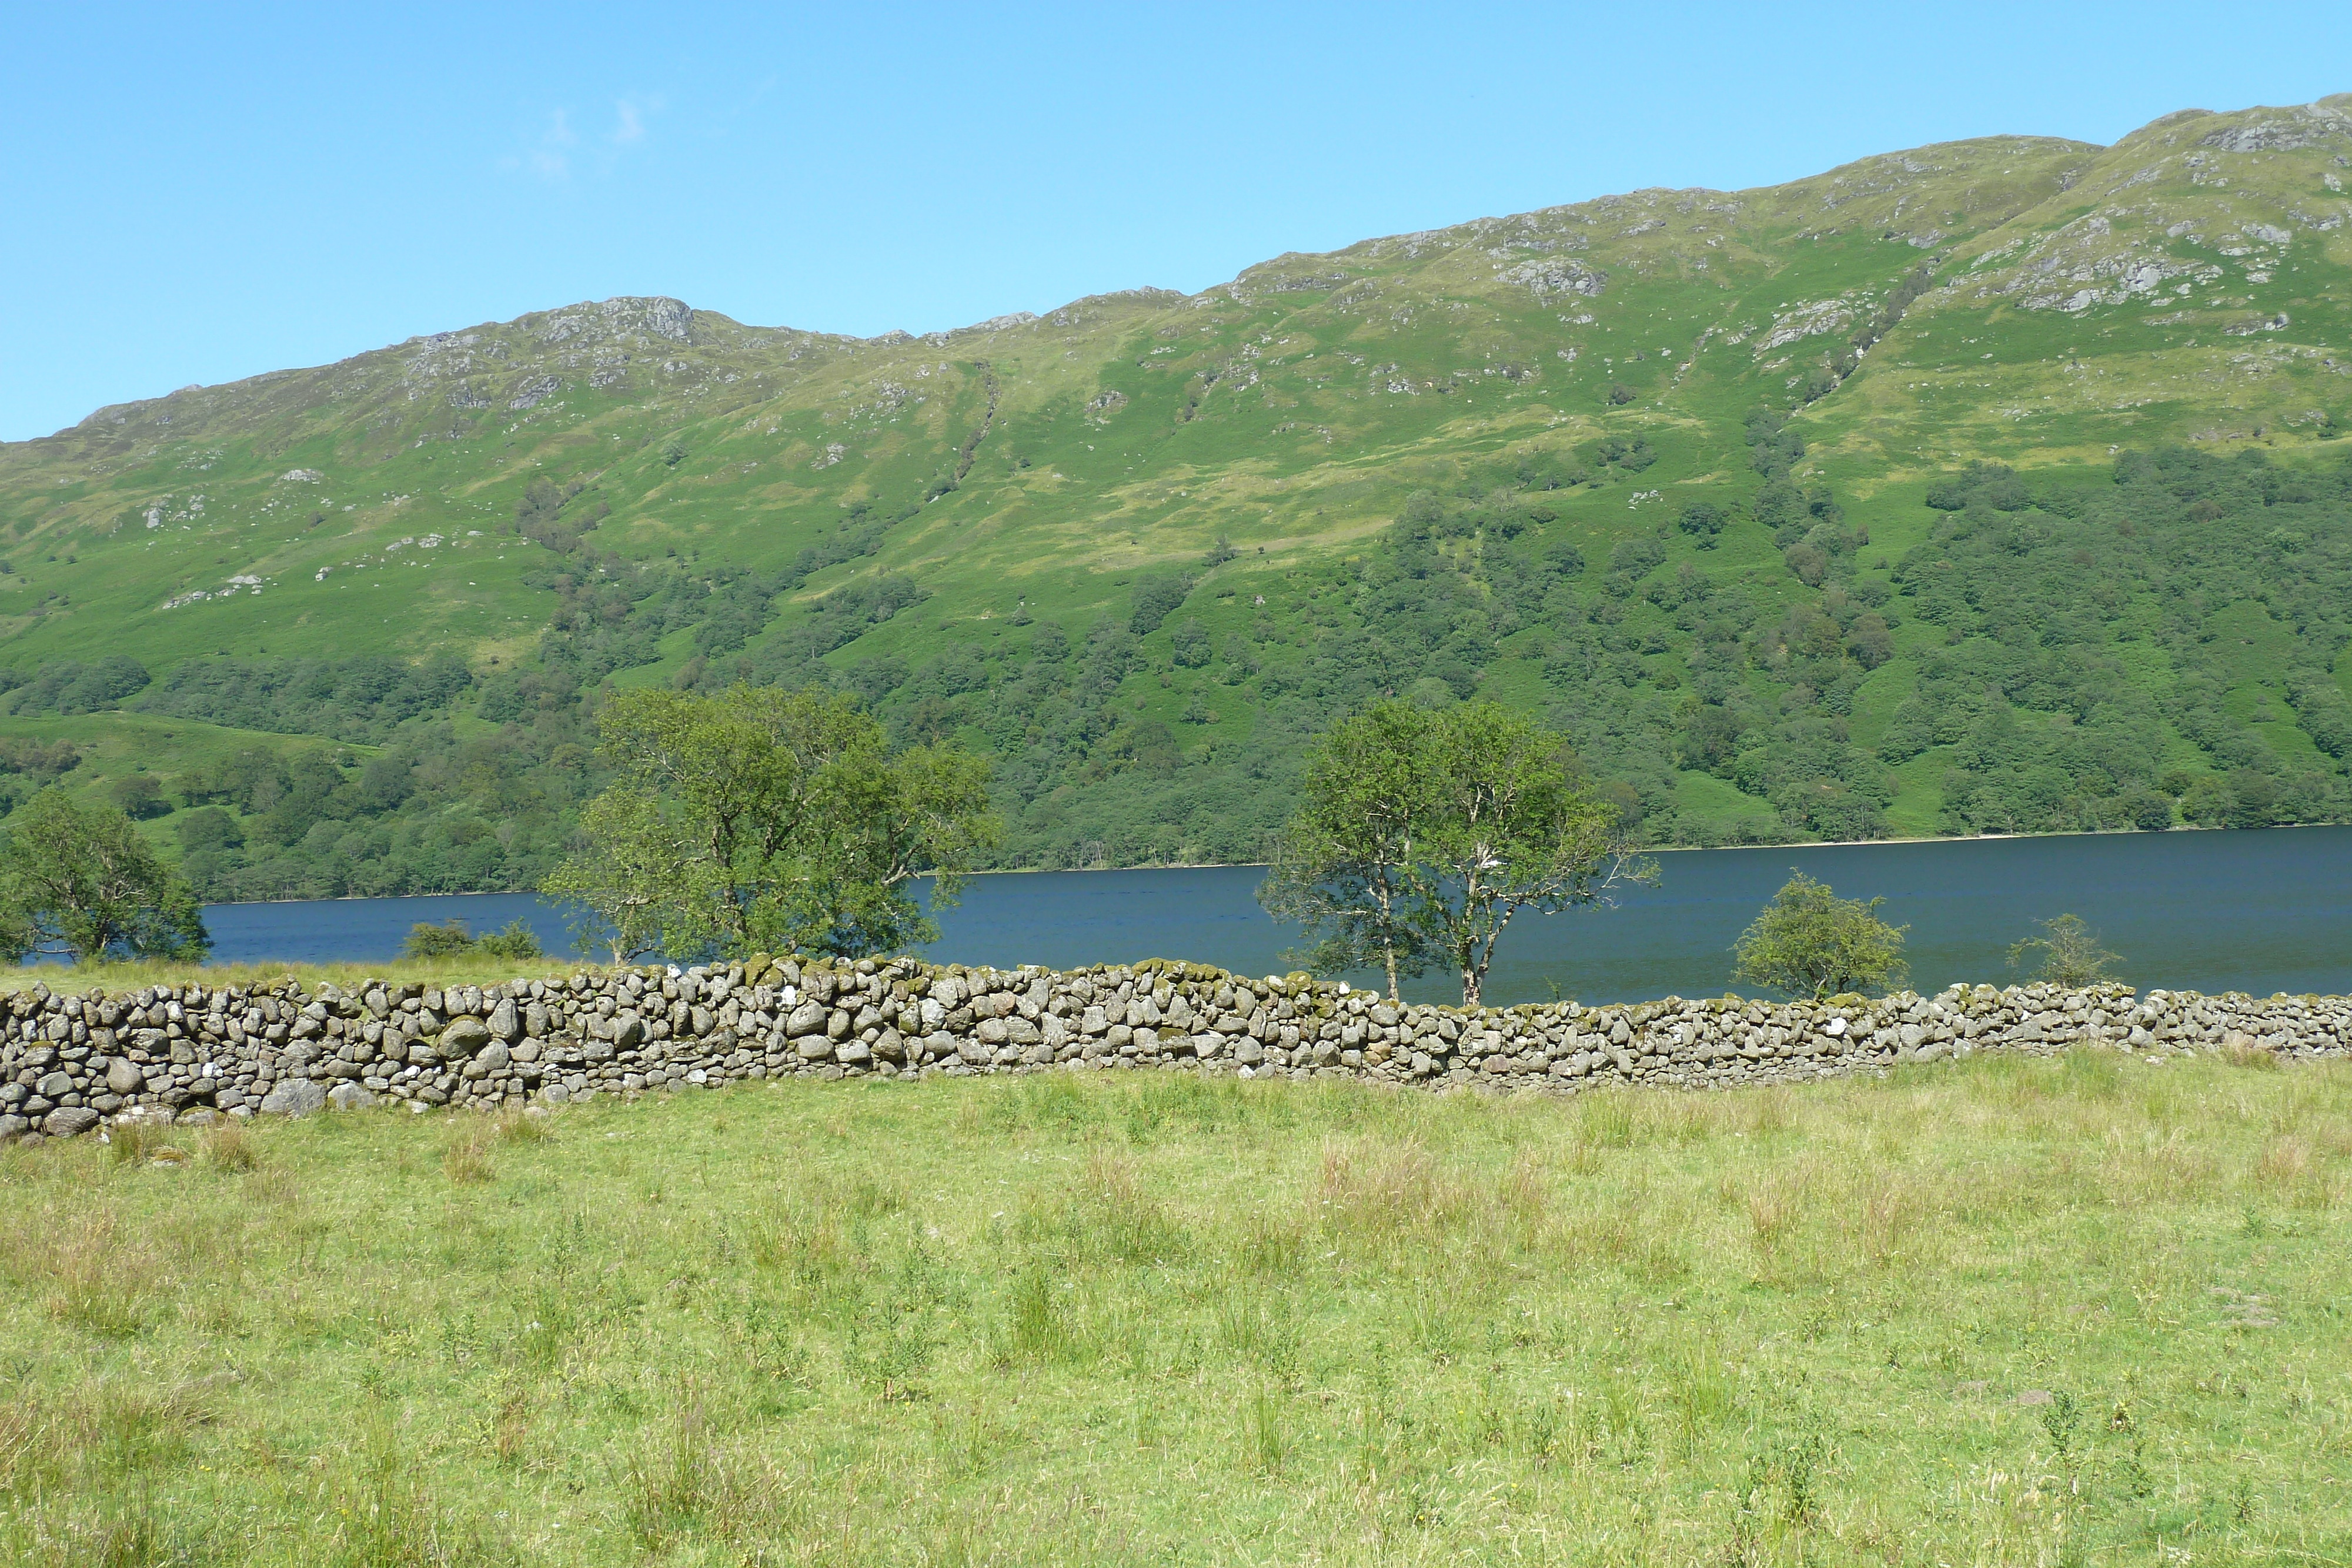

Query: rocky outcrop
(2, 958), (2344, 1141)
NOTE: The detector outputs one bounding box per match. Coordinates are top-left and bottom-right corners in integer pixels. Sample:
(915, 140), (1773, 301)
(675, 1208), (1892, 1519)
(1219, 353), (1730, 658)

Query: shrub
(1733, 871), (1907, 998)
(403, 919), (479, 959)
(2007, 914), (2122, 987)
(477, 919), (544, 961)
(402, 917), (543, 962)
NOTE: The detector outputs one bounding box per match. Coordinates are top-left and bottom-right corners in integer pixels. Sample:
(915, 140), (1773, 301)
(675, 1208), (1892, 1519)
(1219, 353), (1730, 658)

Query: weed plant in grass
(0, 1055), (2346, 1564)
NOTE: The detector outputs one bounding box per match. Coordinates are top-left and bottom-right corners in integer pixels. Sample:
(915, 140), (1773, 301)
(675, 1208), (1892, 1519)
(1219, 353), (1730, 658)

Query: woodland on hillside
(1, 443), (2344, 902)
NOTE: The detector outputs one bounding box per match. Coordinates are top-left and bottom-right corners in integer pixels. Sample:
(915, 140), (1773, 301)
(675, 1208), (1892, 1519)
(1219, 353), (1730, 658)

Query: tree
(777, 735), (998, 958)
(1406, 703), (1653, 1006)
(1263, 701), (1652, 1007)
(0, 787), (210, 962)
(1257, 703), (1439, 1001)
(1732, 871), (1906, 999)
(549, 686), (999, 961)
(2122, 789), (2174, 831)
(542, 786), (714, 963)
(1844, 613), (1894, 669)
(109, 774), (170, 820)
(1677, 501), (1725, 545)
(1170, 618), (1211, 668)
(2007, 914), (2121, 987)
(1130, 574), (1194, 637)
(1784, 541), (1830, 586)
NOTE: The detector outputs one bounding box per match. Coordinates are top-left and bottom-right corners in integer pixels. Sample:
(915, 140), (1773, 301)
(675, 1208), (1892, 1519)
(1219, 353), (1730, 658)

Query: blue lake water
(191, 826), (2352, 1004)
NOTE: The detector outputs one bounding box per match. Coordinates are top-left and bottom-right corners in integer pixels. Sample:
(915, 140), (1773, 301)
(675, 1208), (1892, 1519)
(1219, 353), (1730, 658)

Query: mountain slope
(2, 97), (2350, 896)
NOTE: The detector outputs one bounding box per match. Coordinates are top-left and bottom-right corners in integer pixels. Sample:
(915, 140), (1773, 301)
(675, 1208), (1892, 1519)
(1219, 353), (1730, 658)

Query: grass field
(0, 957), (592, 999)
(2, 1051), (2347, 1564)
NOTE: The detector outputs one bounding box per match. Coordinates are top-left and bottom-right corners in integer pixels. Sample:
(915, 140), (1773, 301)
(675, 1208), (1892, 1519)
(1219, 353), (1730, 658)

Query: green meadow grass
(0, 956), (593, 998)
(1, 1052), (2346, 1564)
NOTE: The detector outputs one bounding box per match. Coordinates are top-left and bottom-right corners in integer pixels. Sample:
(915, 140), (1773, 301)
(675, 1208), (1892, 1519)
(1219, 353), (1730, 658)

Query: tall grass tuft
(624, 1391), (719, 1548)
(0, 1401), (54, 1496)
(1662, 1335), (1737, 1442)
(1020, 1149), (1189, 1264)
(103, 1119), (173, 1168)
(1852, 1171), (1925, 1267)
(1316, 1136), (1471, 1239)
(1743, 1167), (1807, 1266)
(199, 1122), (260, 1173)
(1216, 1284), (1302, 1375)
(36, 1212), (158, 1339)
(1244, 1382), (1287, 1474)
(490, 1105), (550, 1144)
(329, 1418), (467, 1567)
(2224, 1038), (2282, 1072)
(490, 1381), (529, 1469)
(38, 1489), (181, 1568)
(442, 1123), (495, 1185)
(999, 1263), (1066, 1366)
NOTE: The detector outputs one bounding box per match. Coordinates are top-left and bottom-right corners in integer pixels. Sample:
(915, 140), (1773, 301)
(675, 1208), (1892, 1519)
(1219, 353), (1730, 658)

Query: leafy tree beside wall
(1263, 701), (1651, 1006)
(546, 686), (998, 961)
(0, 788), (209, 962)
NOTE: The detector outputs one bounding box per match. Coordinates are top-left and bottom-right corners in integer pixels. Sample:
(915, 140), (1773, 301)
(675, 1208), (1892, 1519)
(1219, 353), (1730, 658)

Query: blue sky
(3, 1), (2346, 441)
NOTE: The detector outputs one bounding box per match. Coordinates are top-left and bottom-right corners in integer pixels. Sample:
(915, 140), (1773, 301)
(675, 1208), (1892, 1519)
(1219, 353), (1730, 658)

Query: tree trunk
(1460, 968), (1481, 1008)
(1383, 941), (1401, 1004)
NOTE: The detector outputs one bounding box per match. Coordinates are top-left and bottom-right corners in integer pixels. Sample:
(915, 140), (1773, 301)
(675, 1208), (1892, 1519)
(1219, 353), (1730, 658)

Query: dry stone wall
(5, 954), (2348, 1139)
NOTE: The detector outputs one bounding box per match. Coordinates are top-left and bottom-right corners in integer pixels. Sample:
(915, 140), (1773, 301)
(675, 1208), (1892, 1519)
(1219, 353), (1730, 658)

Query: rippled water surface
(194, 827), (2352, 1005)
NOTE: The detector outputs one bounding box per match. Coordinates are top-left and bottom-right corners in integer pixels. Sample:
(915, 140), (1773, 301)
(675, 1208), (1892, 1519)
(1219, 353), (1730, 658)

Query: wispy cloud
(610, 94), (664, 146)
(502, 98), (660, 180)
(500, 109), (577, 180)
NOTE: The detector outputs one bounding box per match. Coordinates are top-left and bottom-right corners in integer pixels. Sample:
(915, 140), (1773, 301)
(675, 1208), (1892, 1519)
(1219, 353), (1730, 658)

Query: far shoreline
(190, 820), (2303, 908)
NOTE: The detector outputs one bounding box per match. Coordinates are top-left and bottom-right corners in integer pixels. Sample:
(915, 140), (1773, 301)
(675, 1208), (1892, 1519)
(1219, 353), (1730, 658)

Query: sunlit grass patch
(0, 1053), (2340, 1563)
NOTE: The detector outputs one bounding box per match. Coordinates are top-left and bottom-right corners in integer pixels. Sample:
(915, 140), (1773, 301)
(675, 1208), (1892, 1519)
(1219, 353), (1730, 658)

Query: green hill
(4, 96), (2352, 898)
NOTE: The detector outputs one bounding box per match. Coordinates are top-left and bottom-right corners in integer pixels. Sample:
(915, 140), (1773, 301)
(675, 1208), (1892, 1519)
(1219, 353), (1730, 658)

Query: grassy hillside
(4, 1056), (2347, 1563)
(3, 98), (2351, 894)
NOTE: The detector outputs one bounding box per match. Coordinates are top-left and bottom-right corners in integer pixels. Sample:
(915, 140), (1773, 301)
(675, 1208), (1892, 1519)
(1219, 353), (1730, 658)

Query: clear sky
(4, 1), (2346, 441)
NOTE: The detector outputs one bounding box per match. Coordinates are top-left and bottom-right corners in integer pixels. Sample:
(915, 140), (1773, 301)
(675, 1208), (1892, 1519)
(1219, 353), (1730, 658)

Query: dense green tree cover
(0, 738), (80, 818)
(141, 653), (473, 742)
(1882, 447), (2352, 834)
(0, 654), (152, 716)
(164, 708), (599, 901)
(3, 442), (2348, 904)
